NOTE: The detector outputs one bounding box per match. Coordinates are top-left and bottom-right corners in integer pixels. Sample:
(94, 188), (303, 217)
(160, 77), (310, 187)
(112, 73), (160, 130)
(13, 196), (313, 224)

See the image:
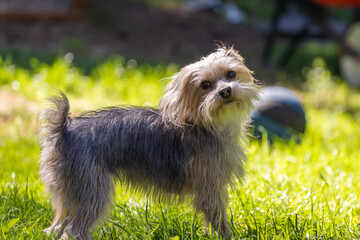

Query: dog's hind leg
(62, 167), (114, 240)
(44, 199), (68, 237)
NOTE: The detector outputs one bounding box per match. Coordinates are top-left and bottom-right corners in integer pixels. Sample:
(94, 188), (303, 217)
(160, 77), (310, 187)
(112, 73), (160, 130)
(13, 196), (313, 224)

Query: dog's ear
(177, 78), (198, 125)
(227, 48), (244, 63)
(159, 66), (201, 125)
(159, 68), (191, 125)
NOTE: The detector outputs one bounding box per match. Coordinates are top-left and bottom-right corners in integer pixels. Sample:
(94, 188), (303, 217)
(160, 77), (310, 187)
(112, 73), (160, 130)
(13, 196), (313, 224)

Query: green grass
(1, 54), (360, 239)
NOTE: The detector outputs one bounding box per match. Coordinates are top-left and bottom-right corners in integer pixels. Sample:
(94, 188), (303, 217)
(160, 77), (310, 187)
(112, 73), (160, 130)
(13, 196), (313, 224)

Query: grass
(1, 53), (360, 239)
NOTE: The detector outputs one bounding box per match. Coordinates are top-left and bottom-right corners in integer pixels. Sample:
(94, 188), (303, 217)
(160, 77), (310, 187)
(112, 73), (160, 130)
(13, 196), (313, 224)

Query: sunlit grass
(0, 55), (360, 239)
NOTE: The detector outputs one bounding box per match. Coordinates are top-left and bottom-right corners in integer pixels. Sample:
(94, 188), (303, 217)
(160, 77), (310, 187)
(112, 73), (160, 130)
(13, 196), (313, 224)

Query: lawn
(1, 54), (360, 239)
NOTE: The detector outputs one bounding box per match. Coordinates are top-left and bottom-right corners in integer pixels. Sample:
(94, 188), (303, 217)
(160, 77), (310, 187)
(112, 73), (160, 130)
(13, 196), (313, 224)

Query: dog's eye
(227, 71), (236, 78)
(201, 81), (211, 90)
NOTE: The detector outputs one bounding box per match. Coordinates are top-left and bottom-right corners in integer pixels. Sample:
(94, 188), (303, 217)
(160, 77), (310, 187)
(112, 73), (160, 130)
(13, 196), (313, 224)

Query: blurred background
(1, 1), (360, 239)
(0, 0), (358, 81)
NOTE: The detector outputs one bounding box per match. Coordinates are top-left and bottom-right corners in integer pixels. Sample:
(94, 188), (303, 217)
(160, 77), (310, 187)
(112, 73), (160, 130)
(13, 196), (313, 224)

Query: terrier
(39, 46), (260, 239)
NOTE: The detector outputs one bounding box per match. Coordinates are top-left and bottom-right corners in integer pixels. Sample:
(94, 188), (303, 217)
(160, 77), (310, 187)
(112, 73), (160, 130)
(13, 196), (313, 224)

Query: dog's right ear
(159, 67), (195, 125)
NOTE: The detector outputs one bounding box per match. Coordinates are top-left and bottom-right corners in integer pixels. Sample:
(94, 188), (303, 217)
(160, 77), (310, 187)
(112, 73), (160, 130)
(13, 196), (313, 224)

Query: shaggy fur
(39, 47), (260, 239)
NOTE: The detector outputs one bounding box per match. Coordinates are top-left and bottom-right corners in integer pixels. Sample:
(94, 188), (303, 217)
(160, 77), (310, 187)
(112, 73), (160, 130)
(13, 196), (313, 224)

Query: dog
(39, 46), (260, 239)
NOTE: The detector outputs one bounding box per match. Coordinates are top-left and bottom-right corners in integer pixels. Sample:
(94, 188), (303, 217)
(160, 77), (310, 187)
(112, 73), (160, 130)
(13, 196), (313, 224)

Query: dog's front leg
(194, 186), (232, 239)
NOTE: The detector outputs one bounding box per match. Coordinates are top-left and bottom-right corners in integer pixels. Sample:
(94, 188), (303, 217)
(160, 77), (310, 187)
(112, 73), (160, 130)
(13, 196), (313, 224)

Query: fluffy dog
(39, 46), (260, 239)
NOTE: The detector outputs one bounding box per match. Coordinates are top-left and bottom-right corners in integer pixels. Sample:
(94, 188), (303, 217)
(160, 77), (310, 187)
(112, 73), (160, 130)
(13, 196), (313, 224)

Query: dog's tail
(39, 91), (70, 144)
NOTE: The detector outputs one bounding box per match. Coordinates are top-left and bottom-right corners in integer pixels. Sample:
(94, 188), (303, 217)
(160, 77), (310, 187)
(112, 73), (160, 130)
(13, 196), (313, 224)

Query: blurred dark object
(340, 22), (360, 87)
(262, 0), (360, 68)
(0, 0), (89, 20)
(251, 86), (306, 142)
(184, 0), (247, 24)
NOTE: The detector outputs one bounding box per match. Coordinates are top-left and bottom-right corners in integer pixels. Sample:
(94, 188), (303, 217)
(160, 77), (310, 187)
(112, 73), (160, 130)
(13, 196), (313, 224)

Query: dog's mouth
(223, 98), (240, 106)
(215, 99), (239, 111)
(224, 99), (234, 105)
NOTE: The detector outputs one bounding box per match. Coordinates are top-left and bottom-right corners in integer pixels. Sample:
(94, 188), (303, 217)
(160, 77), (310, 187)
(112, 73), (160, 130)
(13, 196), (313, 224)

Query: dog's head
(159, 46), (260, 130)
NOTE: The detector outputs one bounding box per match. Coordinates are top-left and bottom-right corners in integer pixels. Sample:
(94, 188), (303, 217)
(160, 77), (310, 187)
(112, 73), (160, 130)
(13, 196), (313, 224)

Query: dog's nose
(219, 87), (232, 98)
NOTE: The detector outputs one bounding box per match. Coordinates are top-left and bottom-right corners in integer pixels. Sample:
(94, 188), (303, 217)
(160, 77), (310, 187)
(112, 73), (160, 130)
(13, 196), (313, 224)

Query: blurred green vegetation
(0, 53), (177, 106)
(270, 42), (340, 78)
(0, 51), (359, 239)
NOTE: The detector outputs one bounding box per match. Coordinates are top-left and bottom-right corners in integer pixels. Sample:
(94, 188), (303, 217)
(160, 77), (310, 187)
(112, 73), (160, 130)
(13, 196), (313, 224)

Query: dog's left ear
(216, 44), (244, 63)
(227, 48), (244, 63)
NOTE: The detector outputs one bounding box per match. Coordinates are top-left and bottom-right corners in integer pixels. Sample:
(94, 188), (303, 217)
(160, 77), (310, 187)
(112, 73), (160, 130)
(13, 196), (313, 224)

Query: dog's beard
(199, 82), (260, 129)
